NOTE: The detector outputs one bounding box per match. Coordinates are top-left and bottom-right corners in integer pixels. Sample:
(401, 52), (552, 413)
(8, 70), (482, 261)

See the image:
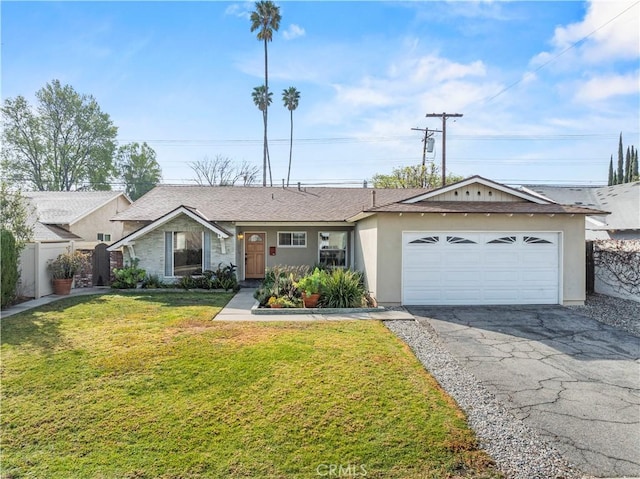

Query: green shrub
(321, 269), (366, 308)
(111, 259), (146, 289)
(254, 265), (309, 306)
(1, 229), (19, 308)
(296, 268), (328, 296)
(142, 274), (165, 289)
(206, 263), (238, 291)
(177, 274), (197, 290)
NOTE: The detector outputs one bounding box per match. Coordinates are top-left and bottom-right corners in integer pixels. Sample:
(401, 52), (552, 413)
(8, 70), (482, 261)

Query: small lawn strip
(1, 293), (500, 478)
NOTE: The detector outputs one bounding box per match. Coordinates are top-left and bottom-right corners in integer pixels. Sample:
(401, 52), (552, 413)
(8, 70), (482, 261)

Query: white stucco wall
(354, 216), (379, 298)
(72, 195), (130, 242)
(369, 213), (586, 305)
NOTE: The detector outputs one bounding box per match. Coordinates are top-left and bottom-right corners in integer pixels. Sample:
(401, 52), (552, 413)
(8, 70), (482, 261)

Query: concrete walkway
(0, 287), (110, 319)
(215, 288), (415, 321)
(1, 287), (414, 322)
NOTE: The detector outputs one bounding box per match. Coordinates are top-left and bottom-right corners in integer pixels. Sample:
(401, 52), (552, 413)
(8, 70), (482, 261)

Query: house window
(278, 231), (307, 247)
(319, 232), (347, 267)
(97, 233), (111, 242)
(165, 231), (203, 276)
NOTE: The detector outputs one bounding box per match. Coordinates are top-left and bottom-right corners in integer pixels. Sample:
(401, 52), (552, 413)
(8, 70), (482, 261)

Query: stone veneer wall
(123, 216), (235, 280)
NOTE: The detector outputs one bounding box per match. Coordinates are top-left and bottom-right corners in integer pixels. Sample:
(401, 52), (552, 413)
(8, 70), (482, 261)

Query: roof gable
(25, 191), (130, 225)
(403, 176), (551, 205)
(108, 206), (230, 251)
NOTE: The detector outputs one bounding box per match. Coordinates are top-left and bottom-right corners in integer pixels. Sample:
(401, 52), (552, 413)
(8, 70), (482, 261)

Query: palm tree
(282, 87), (300, 187)
(252, 85), (273, 186)
(250, 1), (281, 187)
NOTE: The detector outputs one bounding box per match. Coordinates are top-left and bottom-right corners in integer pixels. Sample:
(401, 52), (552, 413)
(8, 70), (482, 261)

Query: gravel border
(567, 293), (640, 337)
(385, 319), (590, 479)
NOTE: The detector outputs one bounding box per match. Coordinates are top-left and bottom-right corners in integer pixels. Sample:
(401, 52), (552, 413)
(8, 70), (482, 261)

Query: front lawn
(1, 292), (500, 478)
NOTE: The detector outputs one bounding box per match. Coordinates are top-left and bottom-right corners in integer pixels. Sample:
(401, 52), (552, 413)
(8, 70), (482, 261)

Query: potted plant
(47, 249), (90, 295)
(296, 268), (326, 308)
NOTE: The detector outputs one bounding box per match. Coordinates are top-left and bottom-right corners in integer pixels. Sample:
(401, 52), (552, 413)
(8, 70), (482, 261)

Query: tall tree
(607, 156), (614, 186)
(617, 133), (624, 185)
(250, 0), (281, 187)
(189, 155), (259, 186)
(0, 181), (34, 252)
(624, 146), (631, 183)
(1, 80), (117, 191)
(372, 163), (463, 189)
(633, 147), (639, 181)
(282, 87), (300, 187)
(251, 85), (273, 185)
(116, 142), (162, 201)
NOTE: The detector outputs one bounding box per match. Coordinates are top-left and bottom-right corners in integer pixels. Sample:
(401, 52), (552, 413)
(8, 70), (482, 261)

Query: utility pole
(426, 112), (463, 186)
(411, 127), (440, 187)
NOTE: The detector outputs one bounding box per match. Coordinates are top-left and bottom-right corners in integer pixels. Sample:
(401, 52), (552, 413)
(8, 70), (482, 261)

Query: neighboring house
(522, 182), (639, 240)
(109, 176), (604, 306)
(19, 191), (132, 298)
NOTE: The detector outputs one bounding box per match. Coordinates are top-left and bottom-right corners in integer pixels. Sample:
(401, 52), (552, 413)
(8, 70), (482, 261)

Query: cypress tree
(608, 156), (614, 186)
(625, 146), (631, 183)
(617, 133), (624, 184)
(633, 146), (639, 181)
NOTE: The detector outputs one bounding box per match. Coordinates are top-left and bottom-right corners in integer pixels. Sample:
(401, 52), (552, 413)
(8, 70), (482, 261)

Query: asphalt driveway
(406, 305), (640, 478)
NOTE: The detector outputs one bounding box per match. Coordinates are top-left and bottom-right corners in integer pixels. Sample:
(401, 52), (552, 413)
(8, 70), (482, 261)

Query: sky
(2, 0), (639, 188)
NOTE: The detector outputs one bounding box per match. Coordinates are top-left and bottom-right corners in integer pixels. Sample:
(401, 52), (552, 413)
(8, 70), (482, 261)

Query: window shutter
(203, 231), (211, 270)
(164, 232), (173, 276)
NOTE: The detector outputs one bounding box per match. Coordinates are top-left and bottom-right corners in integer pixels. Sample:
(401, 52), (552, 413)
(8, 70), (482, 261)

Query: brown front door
(245, 233), (266, 279)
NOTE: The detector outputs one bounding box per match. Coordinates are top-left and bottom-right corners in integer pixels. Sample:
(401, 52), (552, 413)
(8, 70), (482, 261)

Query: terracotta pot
(270, 304), (282, 309)
(302, 293), (321, 308)
(52, 278), (73, 295)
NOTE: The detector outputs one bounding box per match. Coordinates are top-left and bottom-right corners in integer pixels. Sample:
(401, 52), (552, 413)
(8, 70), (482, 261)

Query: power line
(474, 1), (640, 108)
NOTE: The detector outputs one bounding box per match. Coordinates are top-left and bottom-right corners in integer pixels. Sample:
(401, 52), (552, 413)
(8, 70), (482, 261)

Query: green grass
(1, 292), (501, 479)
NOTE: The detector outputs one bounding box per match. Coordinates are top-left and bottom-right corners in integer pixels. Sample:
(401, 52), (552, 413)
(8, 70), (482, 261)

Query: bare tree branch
(189, 155), (259, 186)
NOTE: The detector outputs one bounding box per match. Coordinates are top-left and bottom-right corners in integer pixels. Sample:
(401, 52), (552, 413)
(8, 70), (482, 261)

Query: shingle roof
(31, 223), (82, 242)
(522, 182), (638, 231)
(113, 186), (427, 222)
(363, 201), (606, 216)
(25, 191), (127, 224)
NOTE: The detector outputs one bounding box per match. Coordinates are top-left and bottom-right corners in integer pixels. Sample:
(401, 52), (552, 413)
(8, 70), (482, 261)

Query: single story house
(521, 181), (638, 240)
(108, 176), (605, 306)
(19, 191), (131, 298)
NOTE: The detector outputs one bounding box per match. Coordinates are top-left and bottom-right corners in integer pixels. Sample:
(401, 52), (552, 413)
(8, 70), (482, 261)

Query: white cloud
(282, 24), (305, 40)
(574, 71), (640, 101)
(224, 3), (251, 20)
(533, 0), (639, 66)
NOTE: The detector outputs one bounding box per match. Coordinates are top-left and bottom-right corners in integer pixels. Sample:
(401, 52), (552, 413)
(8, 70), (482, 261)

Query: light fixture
(237, 233), (244, 240)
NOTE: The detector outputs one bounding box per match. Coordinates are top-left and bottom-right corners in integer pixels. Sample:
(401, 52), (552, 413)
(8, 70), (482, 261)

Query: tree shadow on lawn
(1, 292), (234, 352)
(1, 303), (71, 352)
(104, 290), (234, 309)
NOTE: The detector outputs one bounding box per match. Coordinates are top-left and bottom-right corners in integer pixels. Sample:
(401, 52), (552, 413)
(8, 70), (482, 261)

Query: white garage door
(402, 232), (560, 305)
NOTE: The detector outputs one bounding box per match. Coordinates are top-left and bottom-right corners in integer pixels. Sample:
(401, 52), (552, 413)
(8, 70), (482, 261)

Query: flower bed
(253, 265), (375, 309)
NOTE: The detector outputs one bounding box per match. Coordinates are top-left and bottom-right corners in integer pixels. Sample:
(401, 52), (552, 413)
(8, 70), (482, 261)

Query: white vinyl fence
(18, 242), (72, 299)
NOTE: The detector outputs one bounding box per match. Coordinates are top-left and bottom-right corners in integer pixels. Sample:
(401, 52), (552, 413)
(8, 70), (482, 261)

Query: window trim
(97, 233), (111, 242)
(164, 230), (205, 277)
(277, 231), (307, 248)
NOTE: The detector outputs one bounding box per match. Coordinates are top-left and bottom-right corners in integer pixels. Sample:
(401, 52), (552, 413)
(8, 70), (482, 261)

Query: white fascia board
(586, 216), (607, 228)
(234, 221), (355, 227)
(345, 212), (375, 222)
(108, 206), (229, 251)
(403, 176), (550, 204)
